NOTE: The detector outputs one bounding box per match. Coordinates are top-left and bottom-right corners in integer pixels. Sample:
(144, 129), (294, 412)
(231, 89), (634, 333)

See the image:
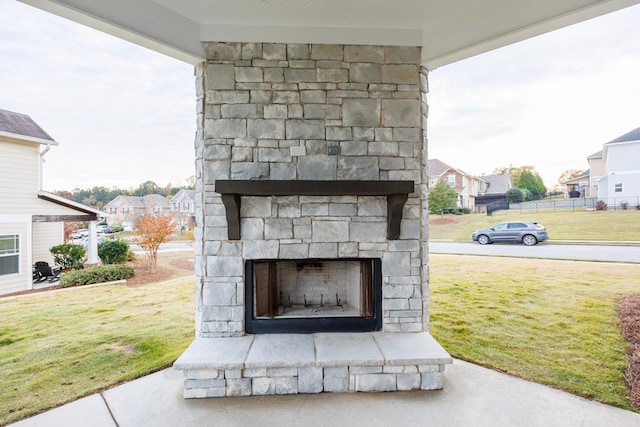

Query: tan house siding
(0, 139), (84, 216)
(0, 139), (39, 211)
(588, 155), (605, 198)
(0, 220), (31, 295)
(32, 222), (62, 265)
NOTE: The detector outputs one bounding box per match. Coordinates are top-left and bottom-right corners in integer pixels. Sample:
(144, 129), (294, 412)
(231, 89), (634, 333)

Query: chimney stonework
(194, 43), (427, 337)
(176, 43), (450, 398)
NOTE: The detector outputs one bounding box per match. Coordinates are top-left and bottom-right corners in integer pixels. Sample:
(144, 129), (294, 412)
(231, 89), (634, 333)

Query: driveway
(429, 241), (640, 263)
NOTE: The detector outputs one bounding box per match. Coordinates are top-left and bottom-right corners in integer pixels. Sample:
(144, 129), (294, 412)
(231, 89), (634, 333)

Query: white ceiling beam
(19, 0), (203, 64)
(422, 0), (640, 69)
(200, 24), (423, 48)
(17, 0), (640, 69)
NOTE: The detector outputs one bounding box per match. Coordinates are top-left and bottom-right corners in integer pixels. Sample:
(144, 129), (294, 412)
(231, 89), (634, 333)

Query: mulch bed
(1, 253), (195, 298)
(617, 294), (640, 407)
(429, 217), (457, 225)
(124, 254), (194, 286)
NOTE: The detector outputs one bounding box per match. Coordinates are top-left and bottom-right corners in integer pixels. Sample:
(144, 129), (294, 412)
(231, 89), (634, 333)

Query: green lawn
(430, 254), (638, 410)
(2, 251), (639, 423)
(429, 210), (640, 241)
(0, 277), (194, 426)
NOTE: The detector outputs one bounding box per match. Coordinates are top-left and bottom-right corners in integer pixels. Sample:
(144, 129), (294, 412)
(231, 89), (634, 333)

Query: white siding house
(593, 127), (640, 208)
(170, 189), (196, 230)
(0, 109), (103, 296)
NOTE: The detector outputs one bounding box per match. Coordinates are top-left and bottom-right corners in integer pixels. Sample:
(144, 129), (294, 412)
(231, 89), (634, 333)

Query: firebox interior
(245, 258), (382, 334)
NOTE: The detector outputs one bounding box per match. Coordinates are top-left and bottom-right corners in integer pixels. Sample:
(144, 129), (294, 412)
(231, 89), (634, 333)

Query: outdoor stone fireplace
(174, 42), (451, 398)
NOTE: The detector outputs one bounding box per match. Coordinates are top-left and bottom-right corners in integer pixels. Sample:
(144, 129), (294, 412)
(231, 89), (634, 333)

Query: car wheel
(477, 234), (490, 245)
(522, 234), (538, 246)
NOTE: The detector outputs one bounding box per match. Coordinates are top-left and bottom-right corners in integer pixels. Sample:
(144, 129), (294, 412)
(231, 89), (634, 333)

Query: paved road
(129, 240), (640, 263)
(429, 241), (640, 263)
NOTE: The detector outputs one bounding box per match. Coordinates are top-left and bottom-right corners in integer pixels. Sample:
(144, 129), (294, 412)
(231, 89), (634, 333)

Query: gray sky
(0, 0), (195, 191)
(428, 4), (640, 188)
(1, 1), (640, 191)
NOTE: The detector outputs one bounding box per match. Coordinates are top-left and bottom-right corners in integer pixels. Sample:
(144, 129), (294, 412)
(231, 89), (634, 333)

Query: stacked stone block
(183, 363), (445, 398)
(193, 42), (427, 338)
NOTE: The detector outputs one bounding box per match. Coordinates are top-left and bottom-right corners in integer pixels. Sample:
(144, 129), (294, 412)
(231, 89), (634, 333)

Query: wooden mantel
(215, 180), (414, 240)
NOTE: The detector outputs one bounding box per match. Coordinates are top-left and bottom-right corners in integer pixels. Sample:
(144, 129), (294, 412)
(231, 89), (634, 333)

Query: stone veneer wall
(193, 42), (430, 337)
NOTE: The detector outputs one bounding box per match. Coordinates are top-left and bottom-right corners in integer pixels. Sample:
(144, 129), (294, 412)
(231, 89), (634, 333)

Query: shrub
(506, 188), (525, 203)
(98, 239), (129, 264)
(620, 201), (629, 210)
(596, 200), (608, 211)
(50, 243), (86, 270)
(60, 264), (135, 287)
(182, 229), (195, 241)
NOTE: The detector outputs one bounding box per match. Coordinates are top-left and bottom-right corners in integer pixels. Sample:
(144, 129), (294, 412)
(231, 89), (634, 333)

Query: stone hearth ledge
(174, 332), (452, 397)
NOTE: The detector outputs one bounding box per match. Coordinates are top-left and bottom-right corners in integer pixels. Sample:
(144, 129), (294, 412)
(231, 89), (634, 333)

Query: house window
(615, 183), (623, 193)
(0, 234), (20, 276)
(122, 207), (129, 214)
(447, 174), (456, 188)
(155, 206), (161, 213)
(183, 202), (190, 211)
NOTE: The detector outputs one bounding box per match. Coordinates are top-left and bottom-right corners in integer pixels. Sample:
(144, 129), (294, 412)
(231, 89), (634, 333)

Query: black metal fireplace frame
(245, 258), (383, 334)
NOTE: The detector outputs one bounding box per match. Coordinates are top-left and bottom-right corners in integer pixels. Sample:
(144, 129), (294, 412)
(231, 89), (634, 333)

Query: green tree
(517, 169), (546, 200)
(134, 181), (160, 197)
(428, 179), (458, 216)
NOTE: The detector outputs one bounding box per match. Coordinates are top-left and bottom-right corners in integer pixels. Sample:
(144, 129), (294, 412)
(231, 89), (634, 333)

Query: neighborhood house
(475, 174), (514, 213)
(103, 194), (171, 231)
(589, 127), (640, 207)
(0, 108), (103, 296)
(170, 189), (196, 230)
(102, 189), (196, 231)
(426, 159), (484, 211)
(564, 126), (640, 207)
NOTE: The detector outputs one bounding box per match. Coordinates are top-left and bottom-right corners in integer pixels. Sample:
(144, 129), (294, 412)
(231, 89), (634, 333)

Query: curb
(1, 279), (127, 300)
(429, 239), (640, 247)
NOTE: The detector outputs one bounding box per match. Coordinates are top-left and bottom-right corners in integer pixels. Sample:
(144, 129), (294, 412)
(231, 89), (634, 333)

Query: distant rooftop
(0, 108), (56, 143)
(606, 126), (640, 145)
(479, 174), (512, 195)
(426, 159), (453, 177)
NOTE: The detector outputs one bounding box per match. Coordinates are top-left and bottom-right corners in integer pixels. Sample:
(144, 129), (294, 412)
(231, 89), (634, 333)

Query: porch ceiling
(19, 0), (640, 68)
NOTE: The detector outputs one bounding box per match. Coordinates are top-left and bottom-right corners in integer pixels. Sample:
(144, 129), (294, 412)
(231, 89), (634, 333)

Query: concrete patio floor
(10, 359), (640, 427)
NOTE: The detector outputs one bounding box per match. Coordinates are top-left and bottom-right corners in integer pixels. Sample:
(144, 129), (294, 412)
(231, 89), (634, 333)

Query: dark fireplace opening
(245, 258), (382, 334)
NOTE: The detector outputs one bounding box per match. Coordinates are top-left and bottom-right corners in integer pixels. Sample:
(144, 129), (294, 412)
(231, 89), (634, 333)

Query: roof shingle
(606, 127), (640, 145)
(0, 108), (55, 142)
